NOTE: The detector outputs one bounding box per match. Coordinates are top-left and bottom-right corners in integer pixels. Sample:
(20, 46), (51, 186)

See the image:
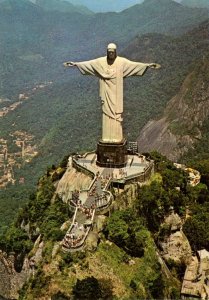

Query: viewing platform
(58, 151), (154, 252)
(73, 151), (154, 188)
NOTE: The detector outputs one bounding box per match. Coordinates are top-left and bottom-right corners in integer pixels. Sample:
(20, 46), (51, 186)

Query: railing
(123, 161), (154, 184)
(72, 157), (95, 179)
(96, 191), (113, 212)
(62, 208), (96, 252)
(62, 154), (154, 252)
(66, 206), (78, 234)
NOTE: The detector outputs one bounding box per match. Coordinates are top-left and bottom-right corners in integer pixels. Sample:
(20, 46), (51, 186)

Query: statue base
(96, 139), (127, 168)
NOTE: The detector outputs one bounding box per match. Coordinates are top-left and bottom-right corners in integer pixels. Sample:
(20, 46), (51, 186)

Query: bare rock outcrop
(164, 211), (182, 232)
(160, 230), (192, 265)
(138, 58), (209, 161)
(85, 232), (99, 251)
(0, 251), (31, 299)
(159, 212), (192, 265)
(137, 118), (184, 161)
(56, 165), (92, 203)
(95, 215), (107, 233)
(0, 235), (44, 299)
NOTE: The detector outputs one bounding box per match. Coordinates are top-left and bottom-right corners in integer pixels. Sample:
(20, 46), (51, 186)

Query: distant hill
(137, 58), (209, 161)
(36, 0), (93, 14)
(67, 0), (144, 12)
(0, 0), (208, 168)
(0, 0), (93, 14)
(0, 0), (209, 229)
(0, 0), (38, 10)
(137, 21), (209, 161)
(181, 0), (209, 9)
(1, 20), (209, 170)
(0, 0), (208, 98)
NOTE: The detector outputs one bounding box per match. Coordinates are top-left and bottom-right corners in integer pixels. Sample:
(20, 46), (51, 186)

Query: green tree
(0, 226), (33, 254)
(72, 277), (102, 300)
(106, 212), (129, 247)
(106, 209), (149, 257)
(183, 212), (209, 250)
(136, 181), (169, 232)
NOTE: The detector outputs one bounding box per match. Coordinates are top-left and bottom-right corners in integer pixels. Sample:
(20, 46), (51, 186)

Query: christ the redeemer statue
(63, 43), (160, 144)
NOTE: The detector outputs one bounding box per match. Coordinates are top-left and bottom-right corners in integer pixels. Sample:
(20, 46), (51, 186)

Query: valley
(0, 131), (37, 188)
(0, 0), (208, 230)
(0, 1), (209, 298)
(0, 81), (52, 188)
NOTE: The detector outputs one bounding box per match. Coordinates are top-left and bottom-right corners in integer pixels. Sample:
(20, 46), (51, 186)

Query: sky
(68, 0), (143, 12)
(67, 0), (182, 12)
(26, 0), (185, 13)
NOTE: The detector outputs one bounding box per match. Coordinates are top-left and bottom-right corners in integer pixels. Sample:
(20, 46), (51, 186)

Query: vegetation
(148, 152), (209, 252)
(180, 119), (209, 252)
(106, 209), (149, 257)
(182, 119), (209, 165)
(1, 151), (187, 298)
(181, 0), (209, 9)
(0, 1), (208, 229)
(135, 152), (209, 254)
(36, 0), (93, 14)
(0, 167), (71, 258)
(1, 1), (209, 298)
(72, 276), (102, 300)
(3, 149), (209, 298)
(183, 204), (209, 251)
(19, 267), (51, 299)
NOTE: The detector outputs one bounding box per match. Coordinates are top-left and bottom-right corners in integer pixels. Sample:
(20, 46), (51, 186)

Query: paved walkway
(62, 174), (111, 252)
(77, 153), (149, 179)
(61, 152), (152, 252)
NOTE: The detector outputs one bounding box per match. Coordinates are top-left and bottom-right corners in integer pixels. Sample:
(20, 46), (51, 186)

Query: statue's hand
(63, 61), (76, 67)
(149, 63), (161, 69)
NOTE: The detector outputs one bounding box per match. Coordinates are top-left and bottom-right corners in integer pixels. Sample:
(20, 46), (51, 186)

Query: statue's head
(107, 43), (117, 60)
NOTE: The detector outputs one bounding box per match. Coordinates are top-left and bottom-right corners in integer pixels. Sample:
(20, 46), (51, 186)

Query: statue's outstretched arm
(63, 58), (111, 78)
(123, 58), (161, 78)
(148, 63), (161, 69)
(63, 61), (76, 67)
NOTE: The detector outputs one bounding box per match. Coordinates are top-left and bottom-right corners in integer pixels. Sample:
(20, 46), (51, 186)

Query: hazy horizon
(67, 0), (182, 12)
(25, 0), (183, 13)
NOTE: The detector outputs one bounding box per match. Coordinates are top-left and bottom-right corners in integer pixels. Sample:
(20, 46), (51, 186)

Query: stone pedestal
(96, 139), (127, 168)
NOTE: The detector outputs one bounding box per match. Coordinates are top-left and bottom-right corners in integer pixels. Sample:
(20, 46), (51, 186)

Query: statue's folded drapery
(75, 56), (149, 143)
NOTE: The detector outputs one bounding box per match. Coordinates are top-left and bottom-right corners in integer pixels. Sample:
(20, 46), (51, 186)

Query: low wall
(125, 161), (154, 184)
(72, 157), (95, 180)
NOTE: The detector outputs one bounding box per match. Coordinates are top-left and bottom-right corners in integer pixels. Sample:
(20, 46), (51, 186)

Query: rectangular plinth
(96, 139), (127, 168)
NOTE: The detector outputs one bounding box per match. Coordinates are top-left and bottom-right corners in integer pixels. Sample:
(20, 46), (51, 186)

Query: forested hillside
(0, 153), (192, 298)
(67, 0), (144, 12)
(1, 151), (209, 299)
(136, 20), (209, 163)
(0, 0), (208, 97)
(35, 0), (93, 14)
(0, 0), (208, 229)
(0, 1), (209, 298)
(137, 48), (209, 160)
(181, 0), (209, 8)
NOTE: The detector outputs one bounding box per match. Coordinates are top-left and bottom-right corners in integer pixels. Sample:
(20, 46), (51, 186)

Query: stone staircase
(61, 176), (111, 252)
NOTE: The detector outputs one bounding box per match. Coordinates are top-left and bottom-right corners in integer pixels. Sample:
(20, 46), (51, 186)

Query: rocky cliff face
(137, 57), (209, 161)
(159, 212), (192, 265)
(1, 158), (192, 299)
(0, 251), (31, 299)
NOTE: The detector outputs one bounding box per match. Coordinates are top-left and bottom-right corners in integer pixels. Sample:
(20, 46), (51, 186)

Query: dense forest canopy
(0, 0), (208, 228)
(181, 0), (209, 8)
(0, 1), (209, 299)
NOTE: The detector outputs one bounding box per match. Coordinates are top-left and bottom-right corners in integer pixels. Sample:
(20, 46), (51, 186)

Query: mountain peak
(35, 0), (93, 14)
(142, 0), (181, 6)
(0, 0), (39, 10)
(181, 0), (209, 9)
(138, 56), (209, 161)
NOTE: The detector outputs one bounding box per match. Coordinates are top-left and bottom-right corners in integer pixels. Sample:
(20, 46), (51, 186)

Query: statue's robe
(75, 56), (149, 143)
